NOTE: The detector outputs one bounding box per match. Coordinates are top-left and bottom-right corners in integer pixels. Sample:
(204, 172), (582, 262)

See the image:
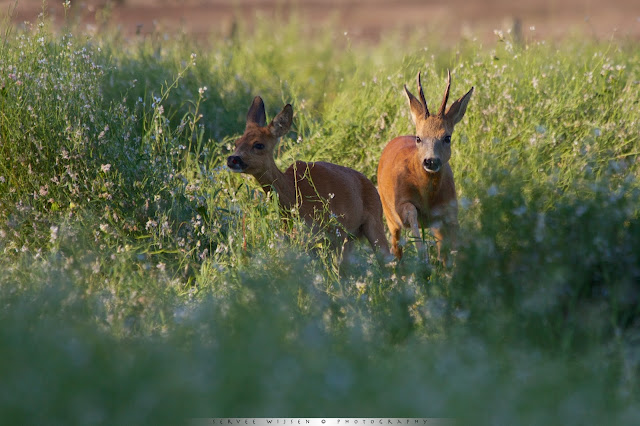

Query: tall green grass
(0, 8), (639, 425)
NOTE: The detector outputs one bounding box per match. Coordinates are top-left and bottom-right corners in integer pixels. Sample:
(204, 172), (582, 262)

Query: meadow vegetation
(0, 6), (639, 425)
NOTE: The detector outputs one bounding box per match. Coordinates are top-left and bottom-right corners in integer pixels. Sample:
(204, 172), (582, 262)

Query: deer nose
(227, 155), (246, 171)
(423, 158), (442, 173)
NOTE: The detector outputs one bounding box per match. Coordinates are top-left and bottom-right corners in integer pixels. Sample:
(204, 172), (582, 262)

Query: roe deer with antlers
(377, 70), (473, 265)
(227, 96), (391, 262)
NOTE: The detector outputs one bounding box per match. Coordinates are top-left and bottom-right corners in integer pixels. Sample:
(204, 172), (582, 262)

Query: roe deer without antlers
(377, 70), (473, 266)
(227, 96), (391, 263)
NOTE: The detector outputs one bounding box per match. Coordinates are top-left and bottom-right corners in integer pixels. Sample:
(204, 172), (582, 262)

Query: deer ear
(269, 104), (293, 138)
(446, 87), (474, 125)
(246, 96), (267, 128)
(405, 85), (426, 125)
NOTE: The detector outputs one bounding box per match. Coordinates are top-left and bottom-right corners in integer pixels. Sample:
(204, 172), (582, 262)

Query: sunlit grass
(0, 8), (639, 425)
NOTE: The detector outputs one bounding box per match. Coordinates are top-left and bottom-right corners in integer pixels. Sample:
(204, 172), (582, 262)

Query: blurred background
(4, 0), (640, 42)
(1, 1), (640, 425)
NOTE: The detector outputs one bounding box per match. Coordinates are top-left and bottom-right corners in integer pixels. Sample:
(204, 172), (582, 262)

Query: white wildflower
(513, 205), (527, 216)
(50, 225), (59, 243)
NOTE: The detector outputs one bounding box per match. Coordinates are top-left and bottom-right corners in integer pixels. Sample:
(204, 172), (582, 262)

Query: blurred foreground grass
(0, 6), (639, 425)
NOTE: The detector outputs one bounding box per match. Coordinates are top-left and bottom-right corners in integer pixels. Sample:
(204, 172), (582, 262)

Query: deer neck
(253, 161), (297, 208)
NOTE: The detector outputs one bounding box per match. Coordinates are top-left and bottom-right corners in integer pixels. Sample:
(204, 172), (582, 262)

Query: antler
(437, 69), (451, 117)
(417, 72), (430, 118)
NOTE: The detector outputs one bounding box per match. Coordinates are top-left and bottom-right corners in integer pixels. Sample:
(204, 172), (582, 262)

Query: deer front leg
(398, 202), (430, 264)
(432, 217), (458, 267)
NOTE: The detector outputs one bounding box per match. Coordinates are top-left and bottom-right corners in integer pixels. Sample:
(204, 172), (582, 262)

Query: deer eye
(416, 136), (422, 144)
(443, 136), (451, 144)
(253, 143), (265, 150)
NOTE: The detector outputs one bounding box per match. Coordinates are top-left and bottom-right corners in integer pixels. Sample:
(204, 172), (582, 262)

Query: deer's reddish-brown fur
(228, 96), (391, 261)
(377, 70), (473, 265)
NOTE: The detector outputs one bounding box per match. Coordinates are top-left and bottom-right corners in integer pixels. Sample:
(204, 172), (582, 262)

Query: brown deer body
(227, 96), (391, 262)
(377, 71), (473, 265)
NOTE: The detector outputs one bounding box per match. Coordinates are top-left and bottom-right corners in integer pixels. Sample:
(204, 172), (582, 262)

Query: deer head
(227, 96), (293, 176)
(405, 70), (474, 173)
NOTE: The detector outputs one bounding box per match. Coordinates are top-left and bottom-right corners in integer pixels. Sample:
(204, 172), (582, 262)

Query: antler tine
(438, 69), (451, 117)
(417, 72), (430, 117)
